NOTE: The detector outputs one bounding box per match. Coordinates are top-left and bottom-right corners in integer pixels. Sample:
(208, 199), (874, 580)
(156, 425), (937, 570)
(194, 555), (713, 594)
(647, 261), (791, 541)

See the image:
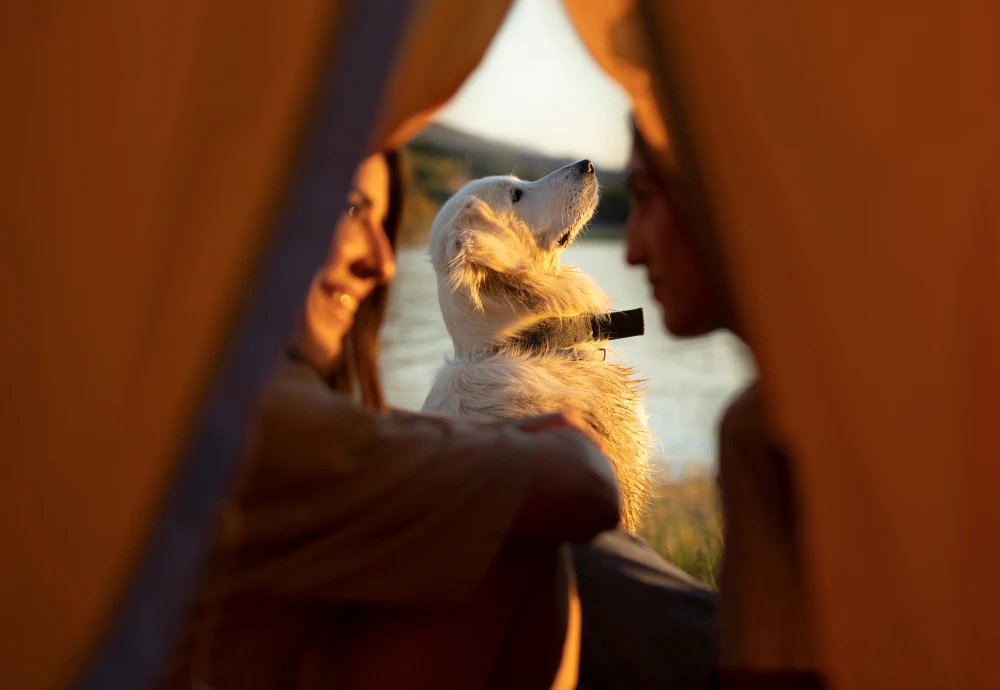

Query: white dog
(421, 160), (653, 531)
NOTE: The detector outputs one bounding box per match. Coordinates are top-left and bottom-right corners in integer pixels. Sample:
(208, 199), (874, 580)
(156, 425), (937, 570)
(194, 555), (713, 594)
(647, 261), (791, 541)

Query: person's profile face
(302, 154), (395, 364)
(624, 146), (721, 337)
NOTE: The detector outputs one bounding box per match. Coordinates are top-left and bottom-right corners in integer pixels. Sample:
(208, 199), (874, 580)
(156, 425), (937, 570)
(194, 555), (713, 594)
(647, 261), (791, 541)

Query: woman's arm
(207, 359), (618, 606)
(505, 410), (620, 541)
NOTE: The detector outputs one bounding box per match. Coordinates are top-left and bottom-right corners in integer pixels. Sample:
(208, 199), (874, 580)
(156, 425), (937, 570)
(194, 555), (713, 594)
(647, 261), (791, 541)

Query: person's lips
(320, 281), (361, 314)
(335, 291), (359, 313)
(646, 275), (670, 305)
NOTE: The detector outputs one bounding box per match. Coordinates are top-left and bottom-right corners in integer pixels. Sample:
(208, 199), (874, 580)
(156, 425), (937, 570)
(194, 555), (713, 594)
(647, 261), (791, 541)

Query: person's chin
(666, 309), (722, 339)
(330, 306), (355, 330)
(309, 313), (352, 356)
(317, 295), (356, 330)
(662, 313), (684, 338)
(661, 305), (696, 339)
(652, 287), (682, 335)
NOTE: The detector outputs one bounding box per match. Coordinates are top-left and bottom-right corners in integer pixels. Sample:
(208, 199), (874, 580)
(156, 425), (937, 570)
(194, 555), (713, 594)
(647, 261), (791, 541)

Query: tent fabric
(6, 0), (998, 687)
(1, 0), (514, 686)
(371, 0), (514, 150)
(560, 0), (670, 162)
(643, 3), (999, 689)
(74, 2), (422, 688)
(568, 0), (1000, 687)
(0, 1), (345, 686)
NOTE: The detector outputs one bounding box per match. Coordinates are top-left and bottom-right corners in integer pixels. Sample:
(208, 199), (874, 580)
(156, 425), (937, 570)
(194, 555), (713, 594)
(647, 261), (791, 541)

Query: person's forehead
(353, 152), (386, 180)
(352, 156), (388, 206)
(626, 152), (655, 183)
(626, 147), (649, 173)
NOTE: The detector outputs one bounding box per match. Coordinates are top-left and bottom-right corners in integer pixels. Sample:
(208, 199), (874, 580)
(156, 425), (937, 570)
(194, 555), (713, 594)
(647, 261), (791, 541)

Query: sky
(435, 0), (633, 170)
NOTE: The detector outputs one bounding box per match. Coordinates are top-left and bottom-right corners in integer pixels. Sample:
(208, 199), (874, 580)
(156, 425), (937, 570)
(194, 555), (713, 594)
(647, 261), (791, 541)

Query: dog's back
(424, 344), (652, 531)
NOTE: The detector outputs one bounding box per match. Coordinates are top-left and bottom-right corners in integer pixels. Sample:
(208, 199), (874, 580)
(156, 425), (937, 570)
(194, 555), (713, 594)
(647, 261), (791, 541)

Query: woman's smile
(319, 281), (363, 324)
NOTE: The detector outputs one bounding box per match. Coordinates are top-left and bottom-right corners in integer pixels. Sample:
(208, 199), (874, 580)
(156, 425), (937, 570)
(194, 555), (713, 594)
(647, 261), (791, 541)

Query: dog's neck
(436, 284), (527, 355)
(499, 309), (645, 353)
(438, 264), (615, 357)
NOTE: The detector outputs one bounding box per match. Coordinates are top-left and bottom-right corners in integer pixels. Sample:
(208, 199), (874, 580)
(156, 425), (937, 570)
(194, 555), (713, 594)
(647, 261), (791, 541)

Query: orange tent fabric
(569, 1), (1000, 687)
(650, 3), (999, 688)
(5, 0), (999, 687)
(373, 0), (514, 150)
(0, 1), (509, 687)
(1, 2), (341, 686)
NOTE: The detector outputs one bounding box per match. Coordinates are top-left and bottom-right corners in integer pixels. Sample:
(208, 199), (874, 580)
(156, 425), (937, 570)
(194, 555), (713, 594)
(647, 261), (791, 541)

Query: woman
(163, 151), (620, 690)
(625, 122), (823, 689)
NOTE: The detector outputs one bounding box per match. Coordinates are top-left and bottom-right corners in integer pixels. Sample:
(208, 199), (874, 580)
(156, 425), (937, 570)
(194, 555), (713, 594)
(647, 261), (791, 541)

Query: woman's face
(301, 154), (395, 368)
(624, 147), (721, 337)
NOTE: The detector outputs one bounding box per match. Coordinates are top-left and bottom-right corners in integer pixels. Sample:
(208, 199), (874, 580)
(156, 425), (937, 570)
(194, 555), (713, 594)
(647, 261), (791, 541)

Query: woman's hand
(511, 409), (607, 454)
(508, 409), (620, 541)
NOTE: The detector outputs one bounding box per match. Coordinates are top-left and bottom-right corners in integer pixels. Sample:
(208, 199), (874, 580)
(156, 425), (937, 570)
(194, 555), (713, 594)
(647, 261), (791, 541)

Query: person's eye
(510, 188), (523, 203)
(344, 197), (373, 223)
(628, 185), (651, 204)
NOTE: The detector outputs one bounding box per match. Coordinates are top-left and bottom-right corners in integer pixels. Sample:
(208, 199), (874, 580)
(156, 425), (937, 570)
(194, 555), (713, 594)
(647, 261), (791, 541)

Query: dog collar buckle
(590, 308), (645, 342)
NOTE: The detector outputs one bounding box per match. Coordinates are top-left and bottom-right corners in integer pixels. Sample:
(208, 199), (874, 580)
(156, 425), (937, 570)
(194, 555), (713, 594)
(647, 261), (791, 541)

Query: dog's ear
(446, 197), (530, 311)
(452, 197), (529, 275)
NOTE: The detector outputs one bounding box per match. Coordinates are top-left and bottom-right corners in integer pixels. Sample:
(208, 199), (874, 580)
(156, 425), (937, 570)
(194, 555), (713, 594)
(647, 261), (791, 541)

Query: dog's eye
(557, 230), (572, 248)
(510, 188), (523, 203)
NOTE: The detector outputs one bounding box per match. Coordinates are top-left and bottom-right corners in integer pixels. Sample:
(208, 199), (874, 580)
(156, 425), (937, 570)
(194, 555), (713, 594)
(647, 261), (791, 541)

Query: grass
(639, 477), (723, 588)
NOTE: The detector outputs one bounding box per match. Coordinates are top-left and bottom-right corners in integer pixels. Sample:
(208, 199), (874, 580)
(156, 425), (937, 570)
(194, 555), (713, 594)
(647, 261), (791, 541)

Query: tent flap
(646, 2), (1000, 687)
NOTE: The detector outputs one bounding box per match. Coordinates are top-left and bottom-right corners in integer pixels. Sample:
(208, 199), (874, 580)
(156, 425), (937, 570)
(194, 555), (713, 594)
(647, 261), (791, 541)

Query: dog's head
(429, 160), (611, 354)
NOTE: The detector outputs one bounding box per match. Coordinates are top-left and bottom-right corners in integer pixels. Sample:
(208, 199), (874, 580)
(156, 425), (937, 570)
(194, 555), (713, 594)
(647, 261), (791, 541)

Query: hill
(399, 123), (628, 245)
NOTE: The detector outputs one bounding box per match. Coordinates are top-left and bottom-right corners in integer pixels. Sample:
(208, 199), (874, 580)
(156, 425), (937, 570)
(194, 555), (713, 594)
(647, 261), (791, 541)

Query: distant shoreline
(580, 222), (625, 240)
(398, 223), (625, 248)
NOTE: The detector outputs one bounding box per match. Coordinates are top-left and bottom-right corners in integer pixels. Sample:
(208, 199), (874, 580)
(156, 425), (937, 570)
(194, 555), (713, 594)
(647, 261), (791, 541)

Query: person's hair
(630, 118), (672, 193)
(329, 149), (406, 410)
(630, 115), (735, 335)
(630, 118), (694, 247)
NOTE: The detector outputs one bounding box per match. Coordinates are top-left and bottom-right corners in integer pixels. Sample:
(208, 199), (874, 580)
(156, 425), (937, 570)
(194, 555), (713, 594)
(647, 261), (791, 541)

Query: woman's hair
(630, 117), (671, 192)
(630, 117), (692, 238)
(630, 115), (733, 334)
(330, 149), (406, 409)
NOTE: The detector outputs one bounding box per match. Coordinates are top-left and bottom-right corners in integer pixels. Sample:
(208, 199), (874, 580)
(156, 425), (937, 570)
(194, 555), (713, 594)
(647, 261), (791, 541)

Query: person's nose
(372, 222), (396, 283)
(351, 220), (395, 284)
(624, 217), (647, 267)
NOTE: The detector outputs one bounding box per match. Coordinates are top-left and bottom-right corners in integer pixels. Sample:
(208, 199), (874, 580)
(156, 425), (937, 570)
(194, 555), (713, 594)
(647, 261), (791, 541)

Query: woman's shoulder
(249, 357), (375, 460)
(259, 356), (360, 412)
(719, 382), (764, 442)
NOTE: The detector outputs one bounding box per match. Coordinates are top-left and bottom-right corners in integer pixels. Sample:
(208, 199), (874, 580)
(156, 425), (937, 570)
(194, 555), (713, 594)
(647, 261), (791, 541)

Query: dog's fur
(421, 161), (653, 531)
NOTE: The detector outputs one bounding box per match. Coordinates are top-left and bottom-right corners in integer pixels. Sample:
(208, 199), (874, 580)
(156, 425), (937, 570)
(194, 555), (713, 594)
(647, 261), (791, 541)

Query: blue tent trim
(76, 2), (412, 687)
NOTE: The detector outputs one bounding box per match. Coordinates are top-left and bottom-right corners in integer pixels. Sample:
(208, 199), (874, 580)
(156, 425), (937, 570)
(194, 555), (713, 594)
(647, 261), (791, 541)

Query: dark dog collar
(498, 308), (645, 353)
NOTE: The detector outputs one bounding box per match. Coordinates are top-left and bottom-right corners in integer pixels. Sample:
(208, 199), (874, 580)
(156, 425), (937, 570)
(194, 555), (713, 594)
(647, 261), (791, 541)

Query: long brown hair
(329, 149), (406, 409)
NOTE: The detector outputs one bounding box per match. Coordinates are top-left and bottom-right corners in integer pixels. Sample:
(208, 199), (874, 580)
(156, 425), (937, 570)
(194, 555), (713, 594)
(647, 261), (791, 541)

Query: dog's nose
(574, 159), (595, 175)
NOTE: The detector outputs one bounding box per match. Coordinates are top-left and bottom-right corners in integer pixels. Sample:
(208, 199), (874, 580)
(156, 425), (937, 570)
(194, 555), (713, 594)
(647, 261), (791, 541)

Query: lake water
(379, 238), (756, 478)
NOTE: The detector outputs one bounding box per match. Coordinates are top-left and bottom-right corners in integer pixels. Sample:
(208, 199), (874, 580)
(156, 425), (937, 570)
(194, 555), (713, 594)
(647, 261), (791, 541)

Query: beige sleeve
(210, 360), (536, 606)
